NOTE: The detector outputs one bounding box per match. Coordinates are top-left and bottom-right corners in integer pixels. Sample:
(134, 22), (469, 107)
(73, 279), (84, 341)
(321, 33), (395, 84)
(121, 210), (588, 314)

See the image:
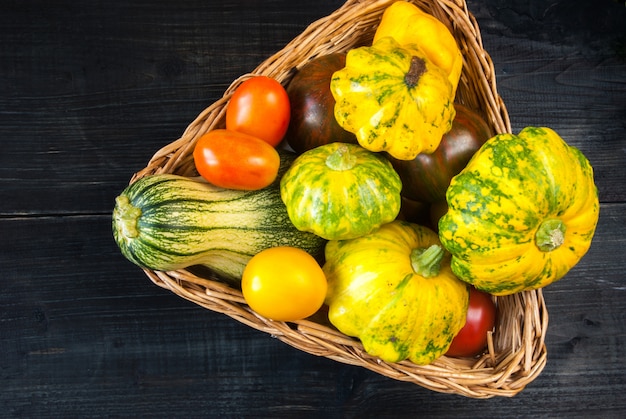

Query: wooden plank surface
(1, 0), (625, 417)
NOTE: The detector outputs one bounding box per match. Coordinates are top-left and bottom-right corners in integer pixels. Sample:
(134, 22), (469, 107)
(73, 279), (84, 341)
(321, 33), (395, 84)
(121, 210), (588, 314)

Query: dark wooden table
(2, 0), (625, 417)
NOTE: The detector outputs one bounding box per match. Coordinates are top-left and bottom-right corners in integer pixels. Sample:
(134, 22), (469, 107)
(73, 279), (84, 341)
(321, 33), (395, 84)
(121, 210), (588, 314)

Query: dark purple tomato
(390, 104), (494, 203)
(284, 53), (357, 154)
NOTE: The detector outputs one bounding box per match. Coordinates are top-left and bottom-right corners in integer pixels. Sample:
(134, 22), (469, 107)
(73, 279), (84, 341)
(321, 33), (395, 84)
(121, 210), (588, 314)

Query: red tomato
(193, 129), (280, 190)
(446, 287), (497, 357)
(226, 76), (291, 147)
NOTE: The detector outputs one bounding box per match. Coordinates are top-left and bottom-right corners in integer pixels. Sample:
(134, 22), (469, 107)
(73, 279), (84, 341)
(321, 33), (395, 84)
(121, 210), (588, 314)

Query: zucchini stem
(114, 195), (142, 239)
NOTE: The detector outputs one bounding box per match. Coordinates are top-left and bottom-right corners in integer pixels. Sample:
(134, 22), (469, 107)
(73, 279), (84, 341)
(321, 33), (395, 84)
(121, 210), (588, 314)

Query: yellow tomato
(241, 247), (327, 321)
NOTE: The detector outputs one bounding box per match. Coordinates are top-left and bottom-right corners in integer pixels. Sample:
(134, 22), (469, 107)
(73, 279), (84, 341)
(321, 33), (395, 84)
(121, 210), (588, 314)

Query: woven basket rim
(131, 0), (548, 399)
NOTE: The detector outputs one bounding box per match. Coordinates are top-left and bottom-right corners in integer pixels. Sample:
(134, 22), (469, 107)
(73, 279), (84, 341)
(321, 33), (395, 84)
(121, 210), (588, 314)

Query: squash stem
(410, 244), (444, 278)
(114, 195), (142, 239)
(536, 218), (566, 252)
(325, 144), (357, 171)
(405, 56), (426, 87)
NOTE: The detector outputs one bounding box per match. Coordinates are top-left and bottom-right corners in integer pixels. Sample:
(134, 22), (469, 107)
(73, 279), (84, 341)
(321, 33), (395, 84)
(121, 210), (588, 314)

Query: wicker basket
(130, 0), (548, 398)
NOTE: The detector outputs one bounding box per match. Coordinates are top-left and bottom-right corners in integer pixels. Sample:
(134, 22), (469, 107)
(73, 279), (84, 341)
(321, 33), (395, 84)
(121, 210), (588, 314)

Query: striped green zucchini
(112, 151), (327, 283)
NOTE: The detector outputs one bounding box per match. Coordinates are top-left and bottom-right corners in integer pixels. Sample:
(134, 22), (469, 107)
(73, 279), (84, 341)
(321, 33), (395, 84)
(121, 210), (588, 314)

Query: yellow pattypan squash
(324, 220), (469, 365)
(373, 1), (463, 94)
(330, 36), (455, 161)
(439, 127), (600, 295)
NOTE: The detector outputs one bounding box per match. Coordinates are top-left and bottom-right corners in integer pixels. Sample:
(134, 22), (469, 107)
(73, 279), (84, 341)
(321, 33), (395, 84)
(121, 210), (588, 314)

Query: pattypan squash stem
(325, 144), (357, 171)
(114, 195), (142, 239)
(410, 244), (444, 278)
(404, 56), (426, 87)
(536, 218), (566, 252)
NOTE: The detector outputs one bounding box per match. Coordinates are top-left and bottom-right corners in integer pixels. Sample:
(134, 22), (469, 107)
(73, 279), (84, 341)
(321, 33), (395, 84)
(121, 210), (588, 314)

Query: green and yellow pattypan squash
(439, 127), (600, 296)
(324, 220), (469, 365)
(330, 36), (455, 161)
(280, 142), (401, 240)
(373, 1), (463, 94)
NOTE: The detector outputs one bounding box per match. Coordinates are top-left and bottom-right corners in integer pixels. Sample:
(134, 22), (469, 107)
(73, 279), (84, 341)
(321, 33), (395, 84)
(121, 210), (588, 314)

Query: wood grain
(1, 0), (625, 417)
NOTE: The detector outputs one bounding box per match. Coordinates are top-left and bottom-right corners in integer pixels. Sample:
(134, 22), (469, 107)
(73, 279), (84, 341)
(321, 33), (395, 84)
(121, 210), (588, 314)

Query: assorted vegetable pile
(112, 1), (599, 364)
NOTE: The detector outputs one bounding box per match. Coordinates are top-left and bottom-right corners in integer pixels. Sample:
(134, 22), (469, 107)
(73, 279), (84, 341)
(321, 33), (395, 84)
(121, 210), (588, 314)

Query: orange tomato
(241, 247), (327, 322)
(193, 129), (280, 190)
(226, 76), (291, 147)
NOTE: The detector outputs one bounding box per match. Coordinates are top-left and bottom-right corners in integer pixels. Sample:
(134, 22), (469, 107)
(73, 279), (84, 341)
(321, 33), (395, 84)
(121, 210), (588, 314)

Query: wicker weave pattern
(131, 0), (548, 398)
